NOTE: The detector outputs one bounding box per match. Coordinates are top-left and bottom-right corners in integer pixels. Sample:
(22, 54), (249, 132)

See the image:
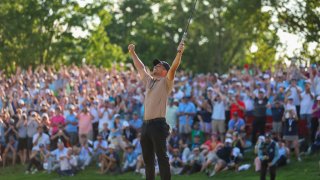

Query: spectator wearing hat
(271, 101), (285, 140)
(181, 147), (205, 175)
(25, 143), (48, 174)
(109, 114), (126, 150)
(57, 147), (77, 176)
(209, 138), (233, 177)
(122, 144), (138, 173)
(65, 105), (78, 146)
(228, 112), (245, 135)
(283, 109), (301, 162)
(210, 89), (227, 141)
(99, 144), (120, 174)
(254, 136), (265, 172)
(252, 90), (269, 144)
(166, 98), (179, 130)
(258, 133), (280, 180)
(122, 120), (137, 143)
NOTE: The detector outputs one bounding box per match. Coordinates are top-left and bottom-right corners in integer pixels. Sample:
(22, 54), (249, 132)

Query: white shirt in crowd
(166, 105), (178, 129)
(32, 132), (50, 151)
(99, 107), (113, 131)
(211, 101), (226, 120)
(300, 92), (314, 115)
(285, 86), (302, 105)
(51, 147), (68, 161)
(93, 140), (108, 152)
(90, 106), (99, 124)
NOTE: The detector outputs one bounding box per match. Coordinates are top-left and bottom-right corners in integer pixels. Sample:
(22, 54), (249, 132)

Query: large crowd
(0, 62), (320, 177)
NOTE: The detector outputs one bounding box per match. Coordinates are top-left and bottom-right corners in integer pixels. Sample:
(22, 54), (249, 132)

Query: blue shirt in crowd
(178, 101), (196, 125)
(65, 114), (78, 133)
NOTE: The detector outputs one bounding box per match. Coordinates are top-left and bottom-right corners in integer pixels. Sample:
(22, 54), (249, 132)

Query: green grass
(0, 154), (319, 180)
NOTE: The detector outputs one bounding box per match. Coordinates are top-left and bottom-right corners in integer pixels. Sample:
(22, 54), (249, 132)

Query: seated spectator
(32, 126), (50, 152)
(47, 141), (68, 173)
(122, 144), (137, 173)
(277, 141), (289, 167)
(78, 135), (93, 170)
(168, 128), (181, 153)
(191, 122), (205, 144)
(109, 114), (126, 150)
(169, 148), (183, 175)
(50, 124), (70, 150)
(25, 143), (48, 174)
(93, 134), (108, 161)
(2, 136), (18, 167)
(100, 144), (120, 174)
(181, 135), (202, 165)
(129, 112), (143, 131)
(200, 134), (221, 173)
(181, 147), (205, 175)
(57, 147), (77, 176)
(209, 138), (233, 177)
(228, 112), (245, 135)
(132, 133), (142, 156)
(122, 121), (137, 144)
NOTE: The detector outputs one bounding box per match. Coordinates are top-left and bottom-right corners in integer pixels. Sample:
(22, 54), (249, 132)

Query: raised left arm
(167, 42), (185, 81)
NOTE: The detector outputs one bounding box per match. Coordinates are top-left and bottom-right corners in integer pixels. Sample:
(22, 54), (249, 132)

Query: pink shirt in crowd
(78, 113), (92, 135)
(51, 115), (65, 134)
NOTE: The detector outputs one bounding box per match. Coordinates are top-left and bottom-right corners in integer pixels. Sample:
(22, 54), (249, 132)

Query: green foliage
(0, 0), (125, 73)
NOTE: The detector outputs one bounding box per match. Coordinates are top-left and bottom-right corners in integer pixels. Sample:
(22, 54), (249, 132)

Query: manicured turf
(0, 154), (319, 180)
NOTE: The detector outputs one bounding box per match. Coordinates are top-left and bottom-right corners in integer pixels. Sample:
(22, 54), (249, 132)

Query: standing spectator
(27, 112), (39, 156)
(258, 133), (280, 180)
(65, 105), (78, 146)
(311, 96), (320, 142)
(166, 99), (179, 130)
(271, 101), (285, 140)
(299, 81), (314, 140)
(98, 101), (114, 132)
(109, 114), (126, 150)
(89, 98), (99, 141)
(16, 113), (28, 165)
(77, 107), (94, 141)
(196, 97), (212, 136)
(252, 90), (268, 144)
(211, 90), (227, 141)
(32, 126), (50, 152)
(177, 96), (196, 140)
(50, 106), (65, 136)
(283, 109), (301, 162)
(230, 94), (246, 120)
(285, 79), (302, 117)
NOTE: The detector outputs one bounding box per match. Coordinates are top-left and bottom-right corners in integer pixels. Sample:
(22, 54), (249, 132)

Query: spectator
(166, 99), (179, 130)
(100, 144), (120, 174)
(93, 134), (108, 161)
(252, 90), (268, 144)
(2, 136), (18, 167)
(78, 135), (92, 170)
(283, 109), (301, 162)
(258, 133), (280, 180)
(229, 94), (246, 120)
(77, 107), (94, 141)
(25, 143), (48, 174)
(228, 112), (245, 135)
(129, 112), (143, 132)
(177, 96), (196, 140)
(50, 106), (65, 136)
(209, 138), (233, 177)
(47, 141), (68, 173)
(181, 147), (204, 175)
(277, 141), (289, 167)
(169, 148), (183, 175)
(57, 147), (77, 176)
(16, 112), (28, 165)
(65, 105), (78, 146)
(285, 79), (302, 117)
(50, 124), (69, 150)
(271, 101), (285, 139)
(122, 144), (137, 173)
(210, 89), (227, 141)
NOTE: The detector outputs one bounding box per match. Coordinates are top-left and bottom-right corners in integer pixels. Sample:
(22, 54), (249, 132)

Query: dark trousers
(27, 158), (42, 171)
(261, 161), (276, 180)
(141, 118), (171, 180)
(93, 122), (99, 141)
(252, 116), (266, 144)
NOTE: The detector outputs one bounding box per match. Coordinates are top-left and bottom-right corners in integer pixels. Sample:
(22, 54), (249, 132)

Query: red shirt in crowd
(230, 100), (246, 119)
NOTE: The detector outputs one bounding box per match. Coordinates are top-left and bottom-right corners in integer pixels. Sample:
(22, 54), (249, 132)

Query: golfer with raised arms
(128, 41), (184, 180)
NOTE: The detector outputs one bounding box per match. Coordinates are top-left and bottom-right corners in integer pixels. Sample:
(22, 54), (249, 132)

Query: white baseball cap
(225, 138), (232, 143)
(109, 144), (116, 149)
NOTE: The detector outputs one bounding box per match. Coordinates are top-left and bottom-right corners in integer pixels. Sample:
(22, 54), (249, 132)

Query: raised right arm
(128, 44), (149, 80)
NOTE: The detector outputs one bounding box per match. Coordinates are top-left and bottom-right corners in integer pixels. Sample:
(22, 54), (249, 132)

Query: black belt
(143, 117), (166, 124)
